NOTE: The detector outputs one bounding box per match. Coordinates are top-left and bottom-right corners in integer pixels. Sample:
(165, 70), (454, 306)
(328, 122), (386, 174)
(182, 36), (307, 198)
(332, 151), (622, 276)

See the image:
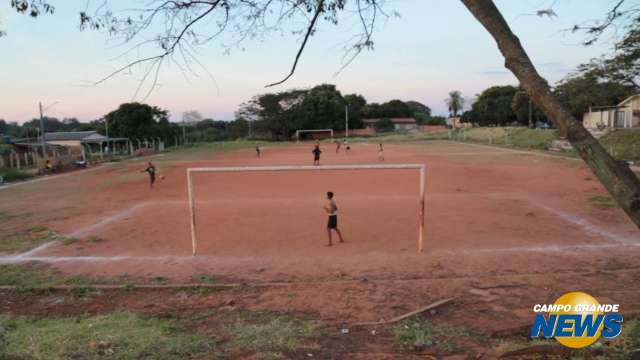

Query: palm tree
(445, 91), (464, 117)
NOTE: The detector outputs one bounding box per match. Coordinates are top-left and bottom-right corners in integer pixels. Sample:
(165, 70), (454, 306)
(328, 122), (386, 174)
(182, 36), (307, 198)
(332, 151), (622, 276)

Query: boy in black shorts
(324, 191), (345, 246)
(312, 145), (322, 166)
(141, 161), (156, 188)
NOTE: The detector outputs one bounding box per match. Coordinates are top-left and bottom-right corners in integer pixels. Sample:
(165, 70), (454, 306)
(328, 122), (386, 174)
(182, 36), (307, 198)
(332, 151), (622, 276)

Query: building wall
(47, 140), (83, 147)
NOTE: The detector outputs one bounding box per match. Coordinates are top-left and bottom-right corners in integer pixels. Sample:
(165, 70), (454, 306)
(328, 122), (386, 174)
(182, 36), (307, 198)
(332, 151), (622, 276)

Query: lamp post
(38, 101), (59, 157)
(345, 104), (349, 137)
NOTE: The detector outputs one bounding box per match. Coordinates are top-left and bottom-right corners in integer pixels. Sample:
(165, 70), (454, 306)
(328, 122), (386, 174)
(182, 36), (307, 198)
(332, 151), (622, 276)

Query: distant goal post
(186, 164), (426, 256)
(294, 129), (334, 143)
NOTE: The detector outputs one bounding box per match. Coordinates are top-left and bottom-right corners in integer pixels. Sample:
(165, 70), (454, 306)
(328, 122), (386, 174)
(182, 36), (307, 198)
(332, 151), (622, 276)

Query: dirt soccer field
(2, 140), (640, 358)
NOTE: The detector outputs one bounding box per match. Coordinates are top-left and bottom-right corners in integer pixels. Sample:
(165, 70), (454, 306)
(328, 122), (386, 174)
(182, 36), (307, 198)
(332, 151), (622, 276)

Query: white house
(583, 94), (640, 130)
(362, 118), (418, 131)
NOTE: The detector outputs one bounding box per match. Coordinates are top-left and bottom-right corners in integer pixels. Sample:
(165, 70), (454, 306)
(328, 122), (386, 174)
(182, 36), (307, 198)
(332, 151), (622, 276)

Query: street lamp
(38, 101), (59, 156)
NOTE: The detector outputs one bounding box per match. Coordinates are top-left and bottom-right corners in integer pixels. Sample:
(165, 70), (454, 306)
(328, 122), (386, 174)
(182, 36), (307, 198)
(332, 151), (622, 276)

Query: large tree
(467, 85), (517, 126)
(554, 73), (636, 120)
(7, 0), (640, 226)
(446, 91), (465, 117)
(103, 102), (173, 140)
(462, 0), (640, 227)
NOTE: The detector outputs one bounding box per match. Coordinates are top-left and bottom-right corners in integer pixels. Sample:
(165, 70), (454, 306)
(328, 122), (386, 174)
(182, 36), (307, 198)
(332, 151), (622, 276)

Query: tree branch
(264, 0), (325, 87)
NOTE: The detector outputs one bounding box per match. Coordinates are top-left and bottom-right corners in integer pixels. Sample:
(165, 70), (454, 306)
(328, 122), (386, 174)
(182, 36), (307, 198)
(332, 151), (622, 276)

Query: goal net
(295, 129), (334, 142)
(186, 164), (426, 255)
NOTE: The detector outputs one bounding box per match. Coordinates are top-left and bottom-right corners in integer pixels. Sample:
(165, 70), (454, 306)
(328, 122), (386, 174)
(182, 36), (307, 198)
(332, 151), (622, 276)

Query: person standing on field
(335, 140), (341, 154)
(312, 144), (322, 166)
(141, 161), (156, 188)
(324, 191), (345, 246)
(256, 144), (261, 158)
(378, 143), (385, 161)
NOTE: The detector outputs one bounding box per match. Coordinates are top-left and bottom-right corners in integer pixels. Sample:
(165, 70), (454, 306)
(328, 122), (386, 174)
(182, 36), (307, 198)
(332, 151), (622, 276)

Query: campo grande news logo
(530, 291), (623, 348)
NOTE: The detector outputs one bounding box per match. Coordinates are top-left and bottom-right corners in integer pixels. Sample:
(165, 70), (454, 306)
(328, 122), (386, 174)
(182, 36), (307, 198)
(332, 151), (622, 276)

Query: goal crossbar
(295, 129), (334, 142)
(187, 164), (426, 255)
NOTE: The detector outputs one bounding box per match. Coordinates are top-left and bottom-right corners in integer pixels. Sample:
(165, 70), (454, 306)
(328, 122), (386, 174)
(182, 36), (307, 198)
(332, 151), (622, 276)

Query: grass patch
(0, 167), (33, 183)
(0, 263), (113, 289)
(590, 195), (618, 209)
(88, 236), (108, 243)
(191, 273), (220, 284)
(450, 127), (560, 149)
(0, 311), (217, 360)
(0, 225), (64, 253)
(599, 129), (640, 163)
(393, 318), (482, 354)
(487, 319), (640, 359)
(225, 311), (320, 354)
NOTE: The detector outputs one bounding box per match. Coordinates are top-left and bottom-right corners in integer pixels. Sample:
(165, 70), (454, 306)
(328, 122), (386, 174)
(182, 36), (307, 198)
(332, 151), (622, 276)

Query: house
(583, 94), (640, 130)
(362, 118), (418, 131)
(44, 131), (107, 147)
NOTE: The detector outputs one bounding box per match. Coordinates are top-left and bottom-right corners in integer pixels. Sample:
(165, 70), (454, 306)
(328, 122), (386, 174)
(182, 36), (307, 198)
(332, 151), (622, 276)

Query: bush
(599, 129), (640, 162)
(425, 116), (446, 126)
(375, 118), (395, 133)
(0, 168), (32, 183)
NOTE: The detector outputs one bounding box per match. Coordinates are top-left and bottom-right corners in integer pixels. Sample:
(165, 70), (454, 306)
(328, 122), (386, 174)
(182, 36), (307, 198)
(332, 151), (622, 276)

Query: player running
(312, 144), (322, 166)
(324, 191), (345, 246)
(141, 161), (156, 188)
(378, 143), (385, 161)
(256, 144), (261, 158)
(335, 140), (341, 154)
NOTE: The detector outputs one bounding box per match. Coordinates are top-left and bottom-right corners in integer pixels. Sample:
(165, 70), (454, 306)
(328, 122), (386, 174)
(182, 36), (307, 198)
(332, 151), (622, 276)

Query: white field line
(448, 141), (583, 162)
(527, 198), (637, 245)
(2, 190), (636, 263)
(68, 202), (152, 239)
(3, 241), (640, 265)
(0, 165), (108, 191)
(432, 242), (640, 256)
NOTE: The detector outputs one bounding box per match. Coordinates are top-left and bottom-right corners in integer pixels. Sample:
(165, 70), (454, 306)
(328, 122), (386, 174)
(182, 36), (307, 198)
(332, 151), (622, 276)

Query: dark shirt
(145, 166), (156, 176)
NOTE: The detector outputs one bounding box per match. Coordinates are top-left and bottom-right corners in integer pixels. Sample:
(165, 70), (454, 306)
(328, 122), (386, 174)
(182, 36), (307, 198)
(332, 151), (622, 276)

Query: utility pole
(528, 97), (533, 128)
(345, 105), (349, 137)
(104, 117), (109, 153)
(38, 102), (45, 156)
(182, 119), (187, 145)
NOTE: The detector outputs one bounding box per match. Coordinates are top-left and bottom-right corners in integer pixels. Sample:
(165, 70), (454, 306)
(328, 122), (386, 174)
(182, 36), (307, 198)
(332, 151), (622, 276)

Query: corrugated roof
(44, 131), (105, 141)
(362, 118), (417, 124)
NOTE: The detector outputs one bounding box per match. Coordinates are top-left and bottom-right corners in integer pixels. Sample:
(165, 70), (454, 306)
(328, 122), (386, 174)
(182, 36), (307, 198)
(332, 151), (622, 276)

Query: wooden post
(187, 169), (197, 256)
(9, 151), (14, 168)
(419, 165), (425, 253)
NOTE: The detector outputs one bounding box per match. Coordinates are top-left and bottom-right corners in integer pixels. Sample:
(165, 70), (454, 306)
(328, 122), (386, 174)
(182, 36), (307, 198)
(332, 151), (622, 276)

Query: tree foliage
(374, 117), (395, 132)
(103, 103), (177, 140)
(554, 73), (636, 120)
(445, 91), (464, 117)
(465, 86), (517, 126)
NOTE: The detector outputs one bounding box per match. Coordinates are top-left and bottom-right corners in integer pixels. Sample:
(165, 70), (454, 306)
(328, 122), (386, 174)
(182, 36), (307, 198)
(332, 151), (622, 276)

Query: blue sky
(0, 0), (618, 123)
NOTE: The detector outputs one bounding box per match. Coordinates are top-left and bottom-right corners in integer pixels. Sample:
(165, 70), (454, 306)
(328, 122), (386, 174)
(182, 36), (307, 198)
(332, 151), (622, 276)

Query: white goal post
(294, 129), (334, 143)
(187, 164), (426, 256)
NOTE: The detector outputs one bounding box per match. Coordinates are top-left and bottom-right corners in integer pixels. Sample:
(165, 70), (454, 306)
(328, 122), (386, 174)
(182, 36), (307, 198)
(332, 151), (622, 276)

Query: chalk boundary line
(1, 191), (637, 264)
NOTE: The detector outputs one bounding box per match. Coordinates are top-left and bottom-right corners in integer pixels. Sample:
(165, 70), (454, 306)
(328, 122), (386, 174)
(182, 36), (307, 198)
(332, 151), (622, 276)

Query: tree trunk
(462, 0), (640, 228)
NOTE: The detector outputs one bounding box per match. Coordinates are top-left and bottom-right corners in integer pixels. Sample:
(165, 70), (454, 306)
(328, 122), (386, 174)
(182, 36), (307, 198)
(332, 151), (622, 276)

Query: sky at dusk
(0, 0), (618, 123)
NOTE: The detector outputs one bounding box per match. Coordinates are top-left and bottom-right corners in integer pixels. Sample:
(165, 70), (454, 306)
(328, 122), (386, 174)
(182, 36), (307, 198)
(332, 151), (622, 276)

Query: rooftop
(362, 118), (417, 124)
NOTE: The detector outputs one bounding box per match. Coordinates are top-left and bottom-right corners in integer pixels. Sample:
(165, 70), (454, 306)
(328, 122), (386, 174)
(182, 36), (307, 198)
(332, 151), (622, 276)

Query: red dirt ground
(2, 141), (640, 328)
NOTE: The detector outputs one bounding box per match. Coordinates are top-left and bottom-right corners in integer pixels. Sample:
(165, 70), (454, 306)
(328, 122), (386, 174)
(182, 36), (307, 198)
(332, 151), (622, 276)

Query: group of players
(312, 139), (385, 166)
(141, 138), (385, 246)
